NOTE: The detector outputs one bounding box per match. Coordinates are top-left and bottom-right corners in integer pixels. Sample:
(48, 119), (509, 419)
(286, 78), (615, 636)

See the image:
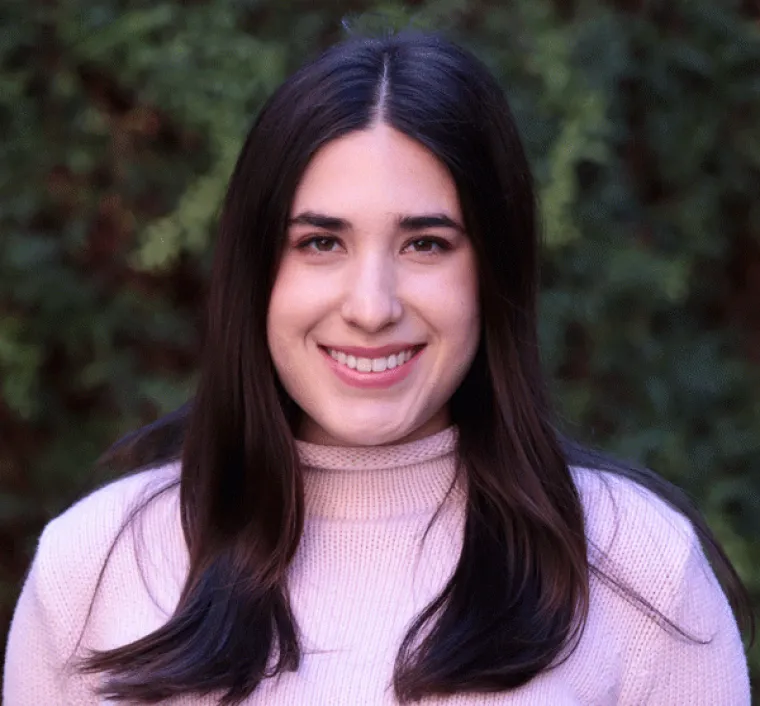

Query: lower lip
(320, 347), (424, 389)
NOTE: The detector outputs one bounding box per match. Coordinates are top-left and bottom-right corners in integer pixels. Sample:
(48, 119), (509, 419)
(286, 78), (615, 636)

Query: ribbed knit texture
(4, 428), (750, 705)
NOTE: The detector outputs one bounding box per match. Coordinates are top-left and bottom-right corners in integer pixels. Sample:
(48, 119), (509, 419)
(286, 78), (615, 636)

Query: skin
(267, 123), (480, 447)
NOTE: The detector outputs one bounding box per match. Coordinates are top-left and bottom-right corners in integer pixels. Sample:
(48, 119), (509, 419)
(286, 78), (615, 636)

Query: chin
(338, 427), (411, 447)
(352, 429), (411, 447)
(302, 414), (424, 447)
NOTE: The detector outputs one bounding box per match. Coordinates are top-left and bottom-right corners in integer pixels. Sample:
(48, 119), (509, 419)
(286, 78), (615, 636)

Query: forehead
(290, 124), (462, 221)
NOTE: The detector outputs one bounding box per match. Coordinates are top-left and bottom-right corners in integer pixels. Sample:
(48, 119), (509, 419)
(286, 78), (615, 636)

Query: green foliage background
(1, 0), (759, 693)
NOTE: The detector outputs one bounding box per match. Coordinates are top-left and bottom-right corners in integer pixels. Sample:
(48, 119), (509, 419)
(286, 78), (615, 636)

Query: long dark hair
(81, 32), (754, 704)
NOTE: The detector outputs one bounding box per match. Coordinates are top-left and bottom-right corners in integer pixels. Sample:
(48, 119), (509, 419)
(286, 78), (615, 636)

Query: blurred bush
(1, 0), (758, 692)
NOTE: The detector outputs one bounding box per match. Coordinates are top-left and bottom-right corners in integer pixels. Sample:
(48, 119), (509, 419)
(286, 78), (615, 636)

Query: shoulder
(37, 462), (181, 569)
(571, 465), (694, 547)
(570, 466), (696, 605)
(4, 465), (182, 699)
(569, 470), (750, 703)
(28, 463), (181, 635)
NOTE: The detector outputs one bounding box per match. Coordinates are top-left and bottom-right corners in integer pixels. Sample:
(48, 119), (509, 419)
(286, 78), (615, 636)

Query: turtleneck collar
(296, 427), (460, 520)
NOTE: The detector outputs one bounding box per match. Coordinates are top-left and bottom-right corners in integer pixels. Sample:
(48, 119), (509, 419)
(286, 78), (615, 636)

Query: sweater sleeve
(3, 466), (179, 705)
(645, 535), (751, 706)
(3, 524), (90, 705)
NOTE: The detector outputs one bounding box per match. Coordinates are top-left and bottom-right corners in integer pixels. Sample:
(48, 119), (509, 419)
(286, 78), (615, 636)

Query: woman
(4, 31), (753, 705)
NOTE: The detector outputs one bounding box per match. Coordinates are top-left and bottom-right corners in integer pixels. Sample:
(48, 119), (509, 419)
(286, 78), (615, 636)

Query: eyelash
(404, 237), (452, 254)
(295, 236), (341, 253)
(294, 236), (452, 254)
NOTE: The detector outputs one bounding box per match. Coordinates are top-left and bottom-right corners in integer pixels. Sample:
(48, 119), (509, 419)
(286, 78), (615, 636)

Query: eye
(403, 237), (451, 254)
(296, 236), (342, 253)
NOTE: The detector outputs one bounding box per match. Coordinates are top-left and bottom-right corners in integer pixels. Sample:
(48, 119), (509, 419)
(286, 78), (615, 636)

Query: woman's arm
(4, 522), (95, 705)
(5, 542), (71, 704)
(644, 537), (751, 705)
(4, 468), (177, 705)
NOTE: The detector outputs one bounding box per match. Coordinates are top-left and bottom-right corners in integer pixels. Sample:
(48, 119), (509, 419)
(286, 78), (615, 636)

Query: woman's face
(267, 123), (480, 446)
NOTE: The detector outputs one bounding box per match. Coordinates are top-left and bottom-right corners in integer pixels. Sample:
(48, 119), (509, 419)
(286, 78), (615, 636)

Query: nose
(340, 253), (402, 333)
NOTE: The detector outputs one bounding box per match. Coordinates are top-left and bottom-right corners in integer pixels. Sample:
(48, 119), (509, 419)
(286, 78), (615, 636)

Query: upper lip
(320, 343), (425, 357)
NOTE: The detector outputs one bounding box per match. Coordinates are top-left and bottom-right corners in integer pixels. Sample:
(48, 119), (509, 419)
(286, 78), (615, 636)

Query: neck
(296, 426), (460, 520)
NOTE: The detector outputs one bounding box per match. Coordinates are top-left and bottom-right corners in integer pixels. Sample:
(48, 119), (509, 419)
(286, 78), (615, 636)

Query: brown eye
(404, 237), (451, 254)
(297, 236), (341, 252)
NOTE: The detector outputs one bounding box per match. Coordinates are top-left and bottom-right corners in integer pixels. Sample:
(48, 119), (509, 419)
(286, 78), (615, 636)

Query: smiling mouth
(320, 345), (425, 373)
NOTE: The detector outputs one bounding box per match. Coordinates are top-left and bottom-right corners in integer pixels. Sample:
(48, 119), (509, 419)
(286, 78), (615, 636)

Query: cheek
(267, 262), (337, 393)
(266, 292), (307, 408)
(266, 267), (304, 370)
(268, 264), (317, 338)
(418, 256), (480, 342)
(440, 258), (481, 371)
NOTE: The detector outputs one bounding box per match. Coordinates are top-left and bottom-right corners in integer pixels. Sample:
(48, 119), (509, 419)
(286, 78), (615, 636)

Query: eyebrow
(287, 211), (465, 233)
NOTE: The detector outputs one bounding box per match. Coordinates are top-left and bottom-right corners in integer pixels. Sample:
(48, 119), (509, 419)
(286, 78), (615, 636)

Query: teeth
(372, 357), (387, 372)
(327, 348), (417, 373)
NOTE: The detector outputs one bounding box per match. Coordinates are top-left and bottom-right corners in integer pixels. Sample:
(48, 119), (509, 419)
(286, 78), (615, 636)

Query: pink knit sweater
(3, 428), (750, 704)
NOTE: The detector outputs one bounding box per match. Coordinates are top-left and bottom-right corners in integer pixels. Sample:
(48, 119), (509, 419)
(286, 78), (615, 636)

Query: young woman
(4, 32), (753, 705)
